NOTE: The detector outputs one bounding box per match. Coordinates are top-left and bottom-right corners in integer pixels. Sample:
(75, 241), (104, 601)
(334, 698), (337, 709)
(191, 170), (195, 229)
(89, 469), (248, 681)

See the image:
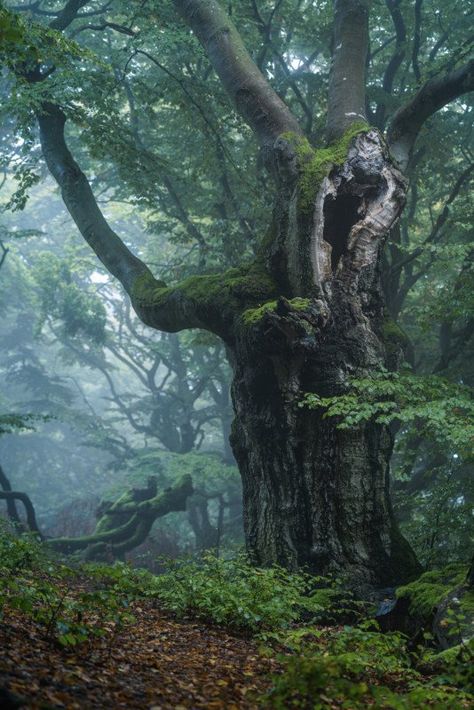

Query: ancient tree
(6, 0), (474, 589)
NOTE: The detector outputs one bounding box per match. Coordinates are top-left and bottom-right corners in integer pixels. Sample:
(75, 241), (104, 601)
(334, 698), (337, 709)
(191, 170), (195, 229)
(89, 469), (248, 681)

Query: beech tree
(2, 0), (473, 589)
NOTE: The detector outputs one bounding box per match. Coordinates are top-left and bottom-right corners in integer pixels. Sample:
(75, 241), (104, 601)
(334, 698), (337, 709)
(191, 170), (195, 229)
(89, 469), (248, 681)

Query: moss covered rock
(396, 565), (474, 649)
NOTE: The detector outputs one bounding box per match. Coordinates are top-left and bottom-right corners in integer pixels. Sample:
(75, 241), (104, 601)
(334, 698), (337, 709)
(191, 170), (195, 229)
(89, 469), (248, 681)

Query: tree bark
(229, 130), (420, 591)
(327, 0), (369, 142)
(23, 0), (469, 592)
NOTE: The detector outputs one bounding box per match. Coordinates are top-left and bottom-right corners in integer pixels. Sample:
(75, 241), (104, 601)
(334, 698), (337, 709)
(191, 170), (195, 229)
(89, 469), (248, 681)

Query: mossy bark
(230, 296), (419, 591)
(226, 130), (419, 592)
(49, 475), (193, 559)
(130, 129), (420, 591)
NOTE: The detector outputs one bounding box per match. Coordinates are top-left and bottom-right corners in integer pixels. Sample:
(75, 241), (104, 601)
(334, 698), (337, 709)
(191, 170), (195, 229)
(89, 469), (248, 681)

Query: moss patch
(280, 122), (370, 212)
(396, 565), (467, 617)
(242, 297), (311, 325)
(131, 266), (278, 322)
(382, 316), (410, 348)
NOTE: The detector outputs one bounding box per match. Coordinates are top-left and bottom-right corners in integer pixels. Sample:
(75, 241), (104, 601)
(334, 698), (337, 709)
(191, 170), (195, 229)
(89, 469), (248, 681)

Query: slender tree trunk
(229, 130), (420, 591)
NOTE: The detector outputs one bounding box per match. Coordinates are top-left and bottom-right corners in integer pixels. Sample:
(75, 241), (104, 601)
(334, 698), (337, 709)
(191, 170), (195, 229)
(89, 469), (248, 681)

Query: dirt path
(0, 603), (280, 709)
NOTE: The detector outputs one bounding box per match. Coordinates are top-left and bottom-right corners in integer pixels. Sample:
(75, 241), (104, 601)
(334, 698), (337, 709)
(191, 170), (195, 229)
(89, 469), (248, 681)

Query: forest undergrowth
(0, 526), (472, 709)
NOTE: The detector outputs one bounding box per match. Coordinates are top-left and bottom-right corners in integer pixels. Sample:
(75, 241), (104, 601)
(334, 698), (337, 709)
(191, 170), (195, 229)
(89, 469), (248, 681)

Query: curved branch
(0, 463), (22, 525)
(0, 491), (43, 537)
(36, 102), (232, 334)
(37, 102), (151, 295)
(49, 475), (193, 554)
(171, 0), (302, 146)
(0, 239), (9, 271)
(387, 58), (474, 169)
(49, 0), (90, 31)
(327, 0), (370, 141)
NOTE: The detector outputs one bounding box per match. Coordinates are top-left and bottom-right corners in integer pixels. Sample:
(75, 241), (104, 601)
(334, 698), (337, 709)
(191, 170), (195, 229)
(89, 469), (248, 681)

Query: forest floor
(1, 536), (472, 710)
(0, 594), (280, 709)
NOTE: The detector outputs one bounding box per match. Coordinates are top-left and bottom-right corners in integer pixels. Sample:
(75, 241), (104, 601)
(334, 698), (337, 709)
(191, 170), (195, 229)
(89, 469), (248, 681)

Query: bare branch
(0, 489), (43, 537)
(0, 240), (9, 271)
(49, 0), (90, 31)
(411, 0), (423, 82)
(70, 21), (136, 37)
(387, 58), (474, 170)
(0, 463), (22, 526)
(391, 163), (474, 314)
(373, 0), (406, 129)
(171, 0), (302, 146)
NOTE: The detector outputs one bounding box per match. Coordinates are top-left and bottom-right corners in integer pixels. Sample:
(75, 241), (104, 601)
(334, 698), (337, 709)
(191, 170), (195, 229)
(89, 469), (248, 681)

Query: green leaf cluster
(266, 622), (472, 709)
(0, 524), (135, 648)
(301, 369), (474, 456)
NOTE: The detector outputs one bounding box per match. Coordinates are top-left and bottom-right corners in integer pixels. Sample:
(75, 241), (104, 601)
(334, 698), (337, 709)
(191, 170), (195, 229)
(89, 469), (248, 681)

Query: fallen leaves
(0, 581), (280, 709)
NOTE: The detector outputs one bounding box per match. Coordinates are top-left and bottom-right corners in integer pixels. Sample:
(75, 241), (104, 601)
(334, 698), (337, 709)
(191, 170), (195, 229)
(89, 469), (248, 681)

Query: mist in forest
(0, 0), (473, 707)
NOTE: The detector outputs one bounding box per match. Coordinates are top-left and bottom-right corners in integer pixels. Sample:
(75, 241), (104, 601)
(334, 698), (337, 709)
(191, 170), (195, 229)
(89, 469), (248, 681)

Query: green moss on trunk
(279, 122), (370, 211)
(242, 297), (311, 325)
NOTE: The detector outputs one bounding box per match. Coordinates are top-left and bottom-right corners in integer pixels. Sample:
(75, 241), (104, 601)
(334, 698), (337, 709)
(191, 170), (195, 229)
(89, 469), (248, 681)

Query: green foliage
(265, 623), (472, 708)
(2, 525), (472, 706)
(394, 465), (474, 568)
(0, 525), (135, 647)
(396, 565), (468, 617)
(146, 553), (324, 631)
(301, 369), (474, 456)
(33, 254), (107, 343)
(0, 412), (48, 436)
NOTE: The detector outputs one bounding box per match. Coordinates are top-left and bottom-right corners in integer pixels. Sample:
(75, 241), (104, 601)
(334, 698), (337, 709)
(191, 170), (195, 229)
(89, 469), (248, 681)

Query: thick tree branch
(0, 463), (22, 526)
(171, 0), (302, 146)
(327, 0), (369, 142)
(49, 475), (193, 555)
(387, 59), (474, 169)
(49, 0), (90, 31)
(36, 102), (244, 334)
(37, 102), (151, 295)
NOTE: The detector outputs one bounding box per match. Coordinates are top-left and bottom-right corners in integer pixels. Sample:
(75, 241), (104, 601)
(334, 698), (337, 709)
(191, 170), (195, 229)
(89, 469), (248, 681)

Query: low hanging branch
(0, 465), (193, 560)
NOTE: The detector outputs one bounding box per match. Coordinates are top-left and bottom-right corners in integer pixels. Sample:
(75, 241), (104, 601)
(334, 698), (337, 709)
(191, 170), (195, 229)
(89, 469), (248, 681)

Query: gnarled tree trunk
(230, 130), (420, 589)
(23, 0), (473, 592)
